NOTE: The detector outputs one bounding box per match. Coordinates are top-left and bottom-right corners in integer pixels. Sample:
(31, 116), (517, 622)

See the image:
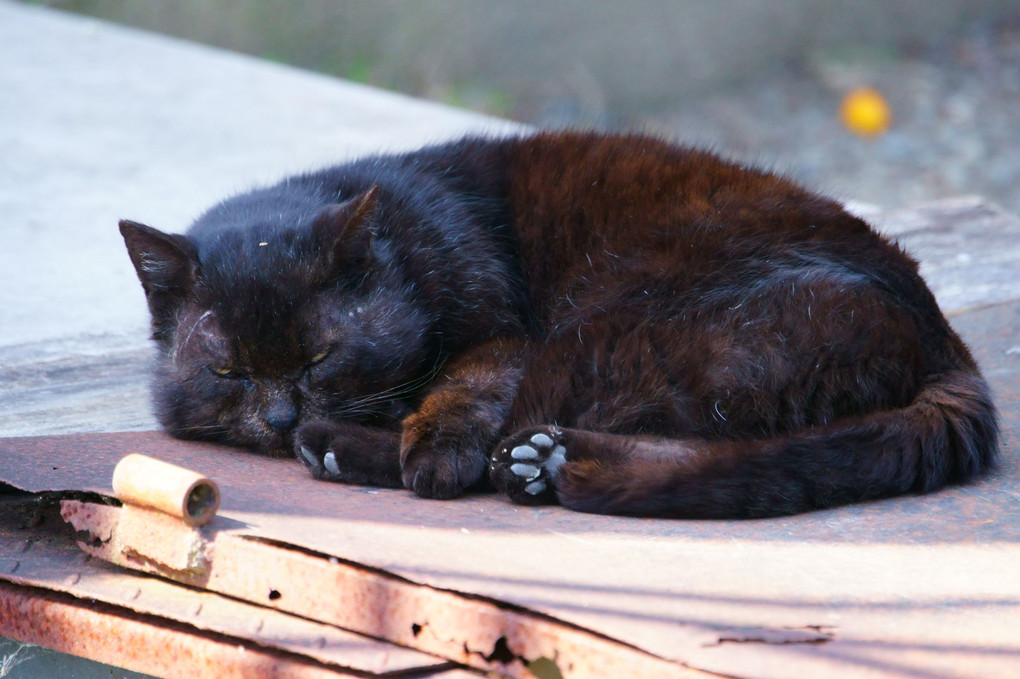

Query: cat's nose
(265, 401), (299, 433)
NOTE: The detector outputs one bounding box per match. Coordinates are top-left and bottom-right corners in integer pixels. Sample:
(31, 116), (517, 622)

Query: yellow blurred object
(840, 87), (892, 138)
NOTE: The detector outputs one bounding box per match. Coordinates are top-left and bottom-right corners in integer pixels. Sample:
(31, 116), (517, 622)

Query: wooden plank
(0, 334), (154, 436)
(865, 197), (1020, 313)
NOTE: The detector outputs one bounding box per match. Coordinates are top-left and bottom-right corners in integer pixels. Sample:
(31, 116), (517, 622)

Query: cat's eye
(207, 366), (236, 378)
(309, 350), (330, 365)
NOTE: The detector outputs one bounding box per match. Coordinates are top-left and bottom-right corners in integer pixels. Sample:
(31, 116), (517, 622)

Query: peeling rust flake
(708, 625), (836, 647)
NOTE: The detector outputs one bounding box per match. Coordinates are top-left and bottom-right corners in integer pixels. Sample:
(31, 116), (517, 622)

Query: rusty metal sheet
(1, 254), (1018, 677)
(0, 579), (385, 679)
(60, 498), (707, 679)
(0, 498), (454, 677)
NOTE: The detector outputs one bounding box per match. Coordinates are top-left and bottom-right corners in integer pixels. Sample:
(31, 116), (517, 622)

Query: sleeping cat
(120, 131), (998, 518)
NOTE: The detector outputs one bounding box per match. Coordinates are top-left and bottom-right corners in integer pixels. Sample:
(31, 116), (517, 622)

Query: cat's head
(119, 187), (431, 457)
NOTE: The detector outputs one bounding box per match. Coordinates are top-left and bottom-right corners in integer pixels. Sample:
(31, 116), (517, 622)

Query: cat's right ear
(118, 220), (199, 340)
(311, 186), (380, 277)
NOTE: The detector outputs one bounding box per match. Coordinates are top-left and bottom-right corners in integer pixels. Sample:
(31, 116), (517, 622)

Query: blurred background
(26, 0), (1020, 212)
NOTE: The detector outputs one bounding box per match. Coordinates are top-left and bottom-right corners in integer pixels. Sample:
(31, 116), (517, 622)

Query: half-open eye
(207, 365), (236, 378)
(309, 349), (330, 365)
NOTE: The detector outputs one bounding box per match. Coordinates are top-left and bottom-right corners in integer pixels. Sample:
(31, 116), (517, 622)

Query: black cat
(120, 131), (998, 517)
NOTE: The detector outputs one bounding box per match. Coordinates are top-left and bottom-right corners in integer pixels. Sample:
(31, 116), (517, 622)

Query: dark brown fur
(120, 131), (998, 517)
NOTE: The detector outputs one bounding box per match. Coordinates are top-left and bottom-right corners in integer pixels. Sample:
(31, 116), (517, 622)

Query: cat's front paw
(399, 411), (492, 500)
(489, 427), (567, 505)
(399, 436), (489, 499)
(400, 452), (474, 501)
(294, 420), (403, 488)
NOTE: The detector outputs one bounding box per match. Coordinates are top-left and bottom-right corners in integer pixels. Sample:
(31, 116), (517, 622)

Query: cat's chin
(249, 435), (297, 460)
(258, 441), (297, 459)
(211, 430), (296, 460)
(170, 427), (296, 460)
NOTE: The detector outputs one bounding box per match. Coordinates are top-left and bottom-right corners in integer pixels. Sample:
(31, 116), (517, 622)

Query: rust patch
(1, 498), (456, 676)
(0, 579), (373, 679)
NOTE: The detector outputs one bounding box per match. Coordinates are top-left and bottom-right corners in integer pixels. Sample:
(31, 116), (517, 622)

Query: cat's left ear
(119, 220), (199, 342)
(312, 185), (380, 276)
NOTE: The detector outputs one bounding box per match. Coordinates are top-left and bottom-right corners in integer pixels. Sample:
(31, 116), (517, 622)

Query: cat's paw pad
(489, 428), (567, 504)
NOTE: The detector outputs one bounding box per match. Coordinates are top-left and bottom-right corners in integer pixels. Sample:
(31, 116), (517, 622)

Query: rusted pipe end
(183, 478), (220, 526)
(112, 453), (220, 526)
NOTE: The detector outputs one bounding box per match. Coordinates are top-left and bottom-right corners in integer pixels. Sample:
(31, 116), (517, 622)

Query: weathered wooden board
(868, 197), (1020, 313)
(0, 334), (154, 437)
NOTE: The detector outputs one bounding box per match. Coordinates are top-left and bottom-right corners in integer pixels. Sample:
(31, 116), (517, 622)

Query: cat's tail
(548, 368), (998, 518)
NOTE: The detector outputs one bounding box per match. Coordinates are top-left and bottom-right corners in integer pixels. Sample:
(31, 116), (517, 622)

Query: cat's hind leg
(488, 427), (568, 503)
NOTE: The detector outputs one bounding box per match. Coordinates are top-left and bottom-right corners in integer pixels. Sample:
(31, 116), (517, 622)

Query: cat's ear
(312, 185), (380, 276)
(119, 220), (199, 340)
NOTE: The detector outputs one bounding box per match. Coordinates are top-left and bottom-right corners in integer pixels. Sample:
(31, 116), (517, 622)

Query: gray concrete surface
(0, 0), (515, 350)
(0, 637), (154, 679)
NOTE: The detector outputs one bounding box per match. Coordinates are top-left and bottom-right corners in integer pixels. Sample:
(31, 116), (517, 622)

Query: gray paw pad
(510, 445), (539, 460)
(501, 431), (567, 494)
(524, 480), (547, 495)
(510, 463), (541, 480)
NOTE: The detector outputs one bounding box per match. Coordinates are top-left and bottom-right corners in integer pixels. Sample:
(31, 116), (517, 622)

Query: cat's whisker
(177, 423), (225, 432)
(173, 422), (232, 440)
(328, 359), (444, 416)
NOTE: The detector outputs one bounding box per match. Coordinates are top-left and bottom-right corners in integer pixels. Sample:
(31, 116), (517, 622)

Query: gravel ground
(621, 21), (1020, 214)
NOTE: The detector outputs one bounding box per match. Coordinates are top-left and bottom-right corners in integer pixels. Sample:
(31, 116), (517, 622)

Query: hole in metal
(485, 636), (515, 664)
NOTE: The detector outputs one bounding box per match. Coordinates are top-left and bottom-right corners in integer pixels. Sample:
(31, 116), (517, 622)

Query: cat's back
(494, 132), (916, 313)
(501, 131), (865, 246)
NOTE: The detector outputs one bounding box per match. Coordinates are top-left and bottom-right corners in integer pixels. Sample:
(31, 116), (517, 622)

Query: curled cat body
(120, 131), (998, 518)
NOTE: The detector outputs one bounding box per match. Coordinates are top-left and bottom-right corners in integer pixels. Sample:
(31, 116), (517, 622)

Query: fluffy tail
(556, 369), (999, 518)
